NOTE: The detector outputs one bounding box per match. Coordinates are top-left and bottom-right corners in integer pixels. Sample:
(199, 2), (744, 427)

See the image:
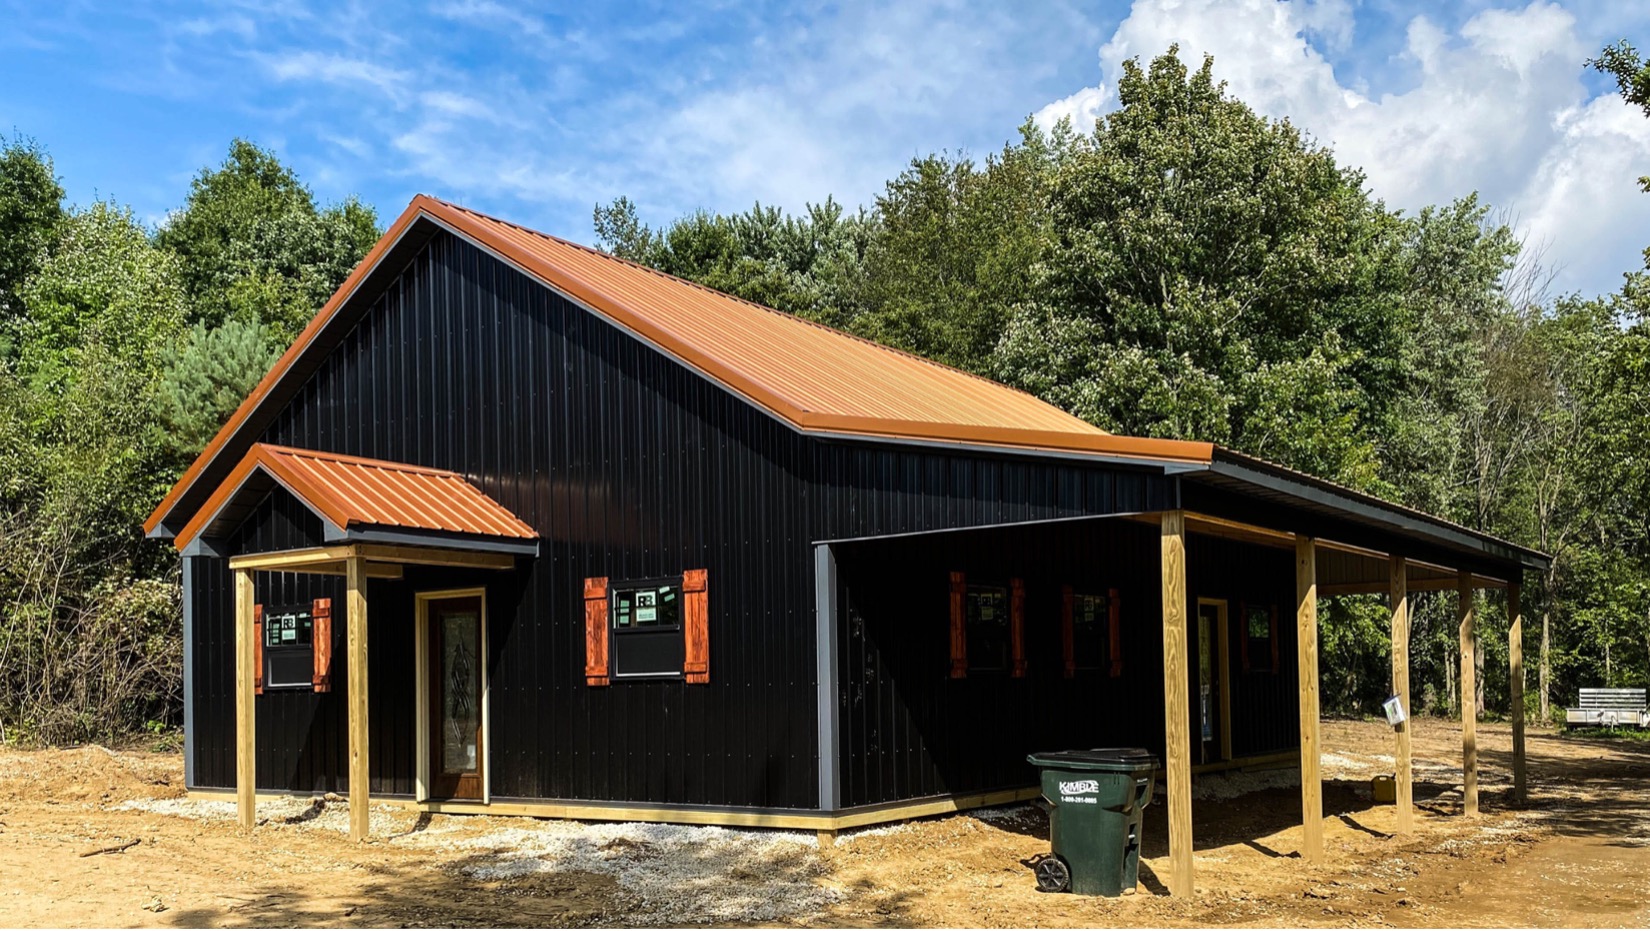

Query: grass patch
(1560, 726), (1650, 743)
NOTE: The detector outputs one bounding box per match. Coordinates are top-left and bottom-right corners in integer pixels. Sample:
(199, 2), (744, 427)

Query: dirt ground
(1, 719), (1647, 928)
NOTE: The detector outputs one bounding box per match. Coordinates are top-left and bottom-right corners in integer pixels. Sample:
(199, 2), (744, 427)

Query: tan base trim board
(185, 750), (1299, 832)
(186, 786), (1042, 831)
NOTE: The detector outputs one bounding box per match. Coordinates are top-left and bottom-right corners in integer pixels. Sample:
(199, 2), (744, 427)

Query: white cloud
(1038, 0), (1650, 295)
(1033, 84), (1109, 135)
(253, 49), (413, 106)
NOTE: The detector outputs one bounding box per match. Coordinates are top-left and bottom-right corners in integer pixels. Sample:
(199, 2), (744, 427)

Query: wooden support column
(1509, 581), (1526, 805)
(347, 555), (371, 842)
(234, 568), (256, 833)
(1160, 510), (1194, 897)
(1458, 570), (1478, 816)
(1390, 556), (1413, 834)
(1296, 538), (1323, 861)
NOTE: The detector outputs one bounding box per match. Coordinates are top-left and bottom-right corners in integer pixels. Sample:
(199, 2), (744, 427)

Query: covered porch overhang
(177, 443), (538, 842)
(228, 541), (520, 841)
(814, 460), (1548, 896)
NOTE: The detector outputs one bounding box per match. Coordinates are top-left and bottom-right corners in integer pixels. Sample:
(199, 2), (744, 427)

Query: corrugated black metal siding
(832, 522), (1299, 808)
(188, 229), (1175, 811)
(1185, 534), (1300, 760)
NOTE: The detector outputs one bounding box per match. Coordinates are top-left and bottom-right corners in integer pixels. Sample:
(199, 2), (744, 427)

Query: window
(611, 578), (685, 678)
(965, 583), (1010, 673)
(1241, 602), (1279, 674)
(262, 604), (316, 690)
(1070, 591), (1109, 671)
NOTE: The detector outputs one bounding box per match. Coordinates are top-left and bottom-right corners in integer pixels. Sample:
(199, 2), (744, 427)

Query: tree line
(2, 44), (1649, 742)
(594, 48), (1650, 724)
(0, 139), (379, 741)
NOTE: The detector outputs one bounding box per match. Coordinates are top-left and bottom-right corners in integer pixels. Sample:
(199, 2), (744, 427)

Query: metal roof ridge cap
(269, 443), (463, 478)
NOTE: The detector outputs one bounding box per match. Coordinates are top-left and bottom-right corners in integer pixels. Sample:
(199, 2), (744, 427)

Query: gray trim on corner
(815, 544), (840, 813)
(324, 525), (540, 556)
(182, 556), (195, 789)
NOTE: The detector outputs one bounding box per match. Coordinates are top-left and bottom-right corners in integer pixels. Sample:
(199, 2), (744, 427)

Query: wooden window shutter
(1239, 600), (1252, 673)
(1010, 578), (1027, 678)
(1060, 585), (1076, 679)
(253, 604), (265, 696)
(584, 577), (610, 687)
(948, 571), (967, 679)
(311, 597), (333, 693)
(683, 569), (709, 684)
(1108, 588), (1123, 677)
(1269, 605), (1280, 674)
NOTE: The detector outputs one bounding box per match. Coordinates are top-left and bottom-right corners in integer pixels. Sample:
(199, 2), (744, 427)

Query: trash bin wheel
(1035, 855), (1072, 893)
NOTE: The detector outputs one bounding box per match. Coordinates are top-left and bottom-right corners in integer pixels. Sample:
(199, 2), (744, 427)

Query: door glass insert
(1197, 602), (1220, 760)
(438, 608), (481, 777)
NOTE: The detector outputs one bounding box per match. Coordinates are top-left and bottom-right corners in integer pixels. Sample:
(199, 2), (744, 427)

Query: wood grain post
(1160, 510), (1194, 897)
(1390, 556), (1413, 834)
(347, 555), (371, 842)
(234, 568), (256, 833)
(1509, 581), (1525, 805)
(1296, 538), (1323, 861)
(1458, 570), (1477, 817)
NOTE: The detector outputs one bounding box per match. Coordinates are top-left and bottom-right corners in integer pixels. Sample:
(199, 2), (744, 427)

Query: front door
(427, 595), (484, 800)
(1195, 599), (1232, 764)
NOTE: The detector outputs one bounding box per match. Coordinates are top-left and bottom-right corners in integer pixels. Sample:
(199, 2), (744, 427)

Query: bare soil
(1, 718), (1647, 928)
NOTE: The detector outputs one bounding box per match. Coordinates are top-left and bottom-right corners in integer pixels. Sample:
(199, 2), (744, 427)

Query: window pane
(1072, 592), (1108, 670)
(1247, 606), (1271, 640)
(614, 584), (682, 629)
(966, 585), (1009, 671)
(611, 579), (686, 677)
(264, 610), (313, 647)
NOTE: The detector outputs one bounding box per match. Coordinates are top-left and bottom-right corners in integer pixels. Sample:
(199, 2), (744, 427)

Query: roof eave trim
(1206, 452), (1550, 571)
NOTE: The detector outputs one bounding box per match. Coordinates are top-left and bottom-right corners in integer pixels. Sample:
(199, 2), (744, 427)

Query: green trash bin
(1026, 747), (1158, 896)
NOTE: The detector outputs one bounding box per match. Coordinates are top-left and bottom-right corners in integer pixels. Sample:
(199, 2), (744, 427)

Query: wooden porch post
(1160, 510), (1193, 896)
(1509, 581), (1526, 804)
(1458, 570), (1478, 816)
(1296, 538), (1323, 860)
(347, 555), (371, 842)
(234, 567), (256, 833)
(1390, 556), (1413, 834)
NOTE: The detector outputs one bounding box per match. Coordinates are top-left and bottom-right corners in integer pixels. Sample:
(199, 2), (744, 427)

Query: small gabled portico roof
(176, 443), (536, 553)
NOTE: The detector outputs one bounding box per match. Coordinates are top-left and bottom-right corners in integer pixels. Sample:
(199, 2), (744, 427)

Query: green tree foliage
(594, 196), (871, 330)
(158, 317), (278, 455)
(0, 202), (185, 742)
(0, 135), (66, 337)
(852, 125), (1060, 372)
(156, 139), (380, 345)
(0, 138), (373, 742)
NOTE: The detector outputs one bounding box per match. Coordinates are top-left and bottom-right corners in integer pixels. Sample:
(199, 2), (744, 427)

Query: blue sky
(4, 0), (1650, 297)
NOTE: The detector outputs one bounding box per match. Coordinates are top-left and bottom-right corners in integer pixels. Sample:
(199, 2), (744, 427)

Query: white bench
(1565, 688), (1649, 728)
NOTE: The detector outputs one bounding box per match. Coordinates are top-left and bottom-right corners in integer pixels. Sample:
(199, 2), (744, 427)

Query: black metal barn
(152, 197), (1546, 867)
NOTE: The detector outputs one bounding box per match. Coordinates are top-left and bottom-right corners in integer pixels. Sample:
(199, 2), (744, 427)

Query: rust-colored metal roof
(173, 444), (536, 550)
(424, 197), (1211, 462)
(145, 195), (1212, 538)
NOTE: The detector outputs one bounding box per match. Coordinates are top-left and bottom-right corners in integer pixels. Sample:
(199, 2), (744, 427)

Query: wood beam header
(229, 543), (516, 573)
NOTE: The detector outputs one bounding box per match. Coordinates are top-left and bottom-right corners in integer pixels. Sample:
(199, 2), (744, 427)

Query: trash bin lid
(1026, 747), (1159, 771)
